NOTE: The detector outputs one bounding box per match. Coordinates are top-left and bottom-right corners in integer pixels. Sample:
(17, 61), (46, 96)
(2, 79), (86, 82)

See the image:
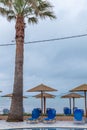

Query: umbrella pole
(69, 98), (71, 110)
(44, 97), (46, 114)
(41, 91), (43, 115)
(73, 97), (75, 114)
(84, 91), (87, 117)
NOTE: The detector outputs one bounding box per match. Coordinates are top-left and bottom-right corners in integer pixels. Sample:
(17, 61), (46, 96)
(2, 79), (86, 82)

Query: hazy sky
(0, 0), (87, 95)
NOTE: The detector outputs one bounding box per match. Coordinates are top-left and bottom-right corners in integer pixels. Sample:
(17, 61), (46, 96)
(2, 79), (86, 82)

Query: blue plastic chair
(46, 108), (52, 114)
(64, 107), (71, 115)
(26, 108), (41, 123)
(74, 109), (85, 124)
(43, 108), (56, 123)
(3, 108), (9, 114)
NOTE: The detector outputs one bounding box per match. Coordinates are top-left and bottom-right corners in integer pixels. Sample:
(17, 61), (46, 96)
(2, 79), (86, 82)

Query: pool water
(4, 128), (86, 130)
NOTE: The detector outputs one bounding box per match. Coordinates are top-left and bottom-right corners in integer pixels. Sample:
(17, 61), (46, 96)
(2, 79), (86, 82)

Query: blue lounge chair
(26, 108), (41, 123)
(74, 109), (85, 124)
(64, 107), (71, 115)
(43, 108), (56, 123)
(3, 108), (9, 114)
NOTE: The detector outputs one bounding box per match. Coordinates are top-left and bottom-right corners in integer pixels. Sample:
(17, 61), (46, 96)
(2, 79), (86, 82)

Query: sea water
(0, 96), (85, 114)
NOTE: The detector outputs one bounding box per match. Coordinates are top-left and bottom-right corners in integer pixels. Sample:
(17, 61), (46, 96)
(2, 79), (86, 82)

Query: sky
(0, 0), (87, 96)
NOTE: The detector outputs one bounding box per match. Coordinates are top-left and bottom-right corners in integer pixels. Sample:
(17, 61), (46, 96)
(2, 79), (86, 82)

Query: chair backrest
(47, 108), (56, 119)
(74, 109), (83, 121)
(64, 107), (71, 115)
(46, 108), (51, 114)
(32, 108), (41, 119)
(36, 108), (42, 114)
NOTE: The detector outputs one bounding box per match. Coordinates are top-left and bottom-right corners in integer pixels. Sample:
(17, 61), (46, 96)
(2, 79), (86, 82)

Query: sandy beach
(0, 115), (73, 121)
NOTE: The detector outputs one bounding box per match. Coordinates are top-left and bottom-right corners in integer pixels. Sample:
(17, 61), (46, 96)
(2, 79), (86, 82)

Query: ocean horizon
(0, 95), (85, 114)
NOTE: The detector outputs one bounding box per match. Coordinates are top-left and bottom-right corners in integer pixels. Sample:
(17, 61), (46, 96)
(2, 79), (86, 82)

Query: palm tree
(0, 0), (56, 122)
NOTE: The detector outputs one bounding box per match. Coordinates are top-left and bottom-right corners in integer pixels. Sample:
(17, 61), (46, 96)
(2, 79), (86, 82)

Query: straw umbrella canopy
(61, 92), (84, 113)
(26, 83), (57, 114)
(34, 93), (55, 113)
(70, 84), (87, 117)
(2, 93), (27, 98)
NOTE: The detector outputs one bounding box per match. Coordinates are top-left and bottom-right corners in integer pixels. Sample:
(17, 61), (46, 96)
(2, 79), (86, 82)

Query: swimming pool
(3, 128), (86, 130)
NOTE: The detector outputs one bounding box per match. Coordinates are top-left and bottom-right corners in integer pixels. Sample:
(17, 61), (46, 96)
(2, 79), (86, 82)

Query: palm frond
(0, 7), (8, 16)
(0, 0), (56, 23)
(39, 11), (56, 19)
(0, 0), (12, 7)
(23, 7), (33, 16)
(27, 0), (39, 15)
(28, 17), (38, 24)
(7, 9), (16, 21)
(38, 1), (53, 11)
(7, 15), (16, 21)
(29, 0), (56, 20)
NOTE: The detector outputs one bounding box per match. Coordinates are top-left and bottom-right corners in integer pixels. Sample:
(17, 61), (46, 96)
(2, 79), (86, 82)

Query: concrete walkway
(0, 120), (87, 129)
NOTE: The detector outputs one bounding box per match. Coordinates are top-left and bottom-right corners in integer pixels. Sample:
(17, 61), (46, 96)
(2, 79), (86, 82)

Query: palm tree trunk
(7, 15), (25, 122)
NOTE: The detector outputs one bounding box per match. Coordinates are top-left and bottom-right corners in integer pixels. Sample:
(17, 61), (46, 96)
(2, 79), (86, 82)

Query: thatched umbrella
(61, 92), (84, 113)
(34, 93), (55, 113)
(70, 84), (87, 117)
(26, 83), (57, 114)
(2, 93), (27, 98)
